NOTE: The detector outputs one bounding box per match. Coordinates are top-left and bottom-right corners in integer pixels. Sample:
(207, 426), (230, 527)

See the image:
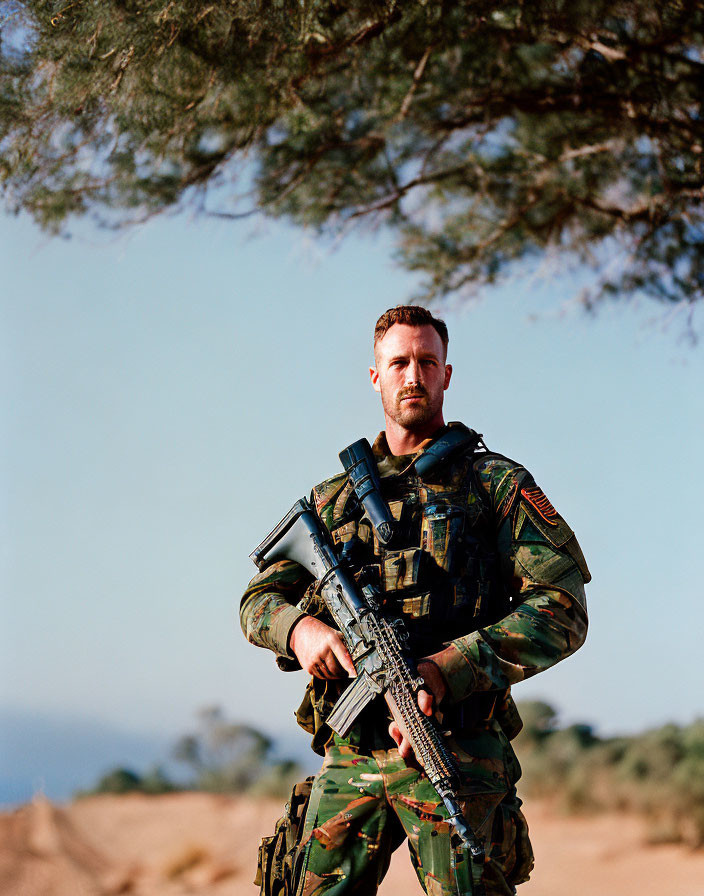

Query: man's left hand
(388, 655), (448, 764)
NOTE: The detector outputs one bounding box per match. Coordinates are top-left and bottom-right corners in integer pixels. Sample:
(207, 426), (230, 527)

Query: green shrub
(81, 707), (301, 799)
(515, 702), (704, 849)
(90, 767), (145, 794)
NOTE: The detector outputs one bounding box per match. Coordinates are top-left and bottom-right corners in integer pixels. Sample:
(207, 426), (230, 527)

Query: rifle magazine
(326, 671), (382, 737)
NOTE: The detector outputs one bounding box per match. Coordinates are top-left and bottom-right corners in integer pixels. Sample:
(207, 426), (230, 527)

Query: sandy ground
(1, 792), (703, 896)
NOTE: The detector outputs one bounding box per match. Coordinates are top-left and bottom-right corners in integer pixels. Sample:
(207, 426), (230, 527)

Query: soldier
(241, 305), (589, 896)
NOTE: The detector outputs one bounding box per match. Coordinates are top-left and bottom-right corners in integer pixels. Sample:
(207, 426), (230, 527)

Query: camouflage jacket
(241, 423), (589, 752)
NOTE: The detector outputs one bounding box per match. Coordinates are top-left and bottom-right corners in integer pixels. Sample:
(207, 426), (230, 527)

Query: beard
(381, 383), (440, 429)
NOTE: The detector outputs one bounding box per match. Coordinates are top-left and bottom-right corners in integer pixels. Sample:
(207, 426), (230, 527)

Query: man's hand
(388, 656), (448, 764)
(289, 615), (356, 679)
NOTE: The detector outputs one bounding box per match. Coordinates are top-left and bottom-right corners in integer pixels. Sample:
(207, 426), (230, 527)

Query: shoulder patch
(518, 484), (575, 551)
(521, 486), (559, 526)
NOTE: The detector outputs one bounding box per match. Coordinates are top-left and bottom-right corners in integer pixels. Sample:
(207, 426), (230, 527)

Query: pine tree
(1, 1), (702, 307)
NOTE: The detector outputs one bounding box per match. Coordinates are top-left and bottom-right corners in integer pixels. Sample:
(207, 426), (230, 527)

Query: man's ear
(369, 366), (381, 393)
(444, 364), (453, 390)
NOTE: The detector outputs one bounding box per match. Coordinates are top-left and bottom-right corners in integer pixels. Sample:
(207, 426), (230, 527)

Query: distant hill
(0, 707), (168, 805)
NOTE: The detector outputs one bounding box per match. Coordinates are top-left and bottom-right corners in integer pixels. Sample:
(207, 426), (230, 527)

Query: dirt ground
(1, 792), (703, 896)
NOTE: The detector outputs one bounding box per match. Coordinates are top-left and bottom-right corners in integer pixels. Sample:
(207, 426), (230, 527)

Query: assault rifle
(250, 496), (484, 858)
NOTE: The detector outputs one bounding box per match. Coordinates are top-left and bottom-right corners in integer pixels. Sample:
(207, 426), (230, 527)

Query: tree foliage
(81, 707), (303, 798)
(85, 764), (176, 795)
(515, 702), (704, 849)
(172, 706), (301, 796)
(1, 1), (703, 307)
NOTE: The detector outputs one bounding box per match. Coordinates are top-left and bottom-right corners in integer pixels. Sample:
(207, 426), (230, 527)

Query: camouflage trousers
(295, 733), (534, 896)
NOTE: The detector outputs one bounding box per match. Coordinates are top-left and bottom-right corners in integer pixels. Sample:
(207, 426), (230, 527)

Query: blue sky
(2, 208), (703, 801)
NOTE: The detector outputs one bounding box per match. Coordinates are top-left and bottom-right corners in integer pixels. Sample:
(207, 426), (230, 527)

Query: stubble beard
(381, 384), (439, 430)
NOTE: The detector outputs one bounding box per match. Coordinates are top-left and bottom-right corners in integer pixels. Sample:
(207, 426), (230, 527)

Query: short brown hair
(374, 305), (449, 350)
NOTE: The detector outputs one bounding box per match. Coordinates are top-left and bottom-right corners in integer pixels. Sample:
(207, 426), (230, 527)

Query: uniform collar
(371, 423), (457, 476)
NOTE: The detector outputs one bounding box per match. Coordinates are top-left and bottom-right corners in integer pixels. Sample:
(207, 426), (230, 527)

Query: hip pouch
(254, 776), (314, 896)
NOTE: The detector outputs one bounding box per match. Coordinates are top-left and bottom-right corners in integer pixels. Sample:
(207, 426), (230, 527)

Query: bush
(89, 767), (145, 794)
(171, 706), (302, 795)
(515, 702), (704, 849)
(81, 707), (301, 799)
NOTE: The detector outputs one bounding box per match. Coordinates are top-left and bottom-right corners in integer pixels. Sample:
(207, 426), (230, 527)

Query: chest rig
(314, 425), (511, 658)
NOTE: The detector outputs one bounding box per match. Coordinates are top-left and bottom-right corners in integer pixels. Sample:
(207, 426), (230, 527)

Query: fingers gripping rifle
(249, 496), (484, 858)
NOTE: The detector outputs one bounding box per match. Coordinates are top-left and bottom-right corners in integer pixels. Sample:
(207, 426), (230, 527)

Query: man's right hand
(289, 616), (356, 680)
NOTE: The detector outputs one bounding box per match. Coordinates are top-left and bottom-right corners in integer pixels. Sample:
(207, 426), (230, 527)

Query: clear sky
(2, 207), (703, 799)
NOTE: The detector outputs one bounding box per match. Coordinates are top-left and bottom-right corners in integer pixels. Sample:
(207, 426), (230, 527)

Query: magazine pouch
(254, 776), (314, 896)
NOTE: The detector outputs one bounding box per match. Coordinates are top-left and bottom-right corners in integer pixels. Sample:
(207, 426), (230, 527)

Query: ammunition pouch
(254, 776), (314, 896)
(441, 690), (503, 732)
(442, 691), (524, 745)
(295, 678), (340, 754)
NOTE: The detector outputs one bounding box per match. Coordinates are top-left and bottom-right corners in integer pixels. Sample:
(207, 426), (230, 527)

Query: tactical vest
(319, 440), (509, 660)
(293, 426), (518, 752)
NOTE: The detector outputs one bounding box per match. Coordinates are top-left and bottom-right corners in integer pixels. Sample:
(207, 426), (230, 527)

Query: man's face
(370, 323), (452, 431)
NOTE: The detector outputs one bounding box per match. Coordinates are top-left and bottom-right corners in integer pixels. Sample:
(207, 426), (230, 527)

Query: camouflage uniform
(241, 424), (589, 896)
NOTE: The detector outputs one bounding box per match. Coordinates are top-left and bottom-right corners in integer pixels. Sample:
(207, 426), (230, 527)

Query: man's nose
(405, 360), (421, 385)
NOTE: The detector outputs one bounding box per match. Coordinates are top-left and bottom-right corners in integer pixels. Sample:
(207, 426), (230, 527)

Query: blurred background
(3, 206), (703, 803)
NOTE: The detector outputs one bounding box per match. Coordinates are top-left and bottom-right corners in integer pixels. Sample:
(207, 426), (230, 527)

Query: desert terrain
(2, 792), (703, 896)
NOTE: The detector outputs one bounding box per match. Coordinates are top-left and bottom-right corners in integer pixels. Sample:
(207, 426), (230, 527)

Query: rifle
(249, 495), (484, 858)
